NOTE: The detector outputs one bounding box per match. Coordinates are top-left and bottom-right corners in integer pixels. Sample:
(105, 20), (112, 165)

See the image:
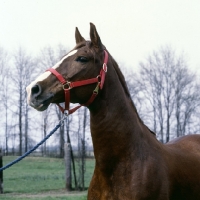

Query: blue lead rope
(0, 116), (66, 172)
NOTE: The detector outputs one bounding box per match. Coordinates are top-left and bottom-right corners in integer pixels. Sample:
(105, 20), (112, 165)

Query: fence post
(65, 143), (72, 191)
(0, 148), (3, 194)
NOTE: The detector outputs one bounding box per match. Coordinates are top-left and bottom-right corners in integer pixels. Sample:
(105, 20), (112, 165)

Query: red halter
(46, 50), (108, 115)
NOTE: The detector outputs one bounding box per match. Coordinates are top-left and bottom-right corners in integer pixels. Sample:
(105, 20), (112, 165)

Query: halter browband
(46, 50), (108, 115)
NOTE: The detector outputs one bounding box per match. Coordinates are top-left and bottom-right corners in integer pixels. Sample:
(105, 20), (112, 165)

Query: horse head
(26, 23), (107, 112)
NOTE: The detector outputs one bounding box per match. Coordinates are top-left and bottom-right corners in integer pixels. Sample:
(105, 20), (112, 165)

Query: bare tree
(54, 105), (65, 158)
(39, 44), (69, 157)
(128, 46), (200, 142)
(174, 61), (200, 136)
(0, 47), (8, 92)
(74, 107), (90, 190)
(0, 148), (3, 193)
(11, 48), (35, 155)
(0, 47), (10, 154)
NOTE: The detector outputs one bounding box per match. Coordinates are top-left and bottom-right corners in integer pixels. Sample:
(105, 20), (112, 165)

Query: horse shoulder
(164, 135), (200, 199)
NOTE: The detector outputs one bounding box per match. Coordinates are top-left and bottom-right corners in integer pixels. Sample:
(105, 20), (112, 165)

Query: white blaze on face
(26, 49), (77, 104)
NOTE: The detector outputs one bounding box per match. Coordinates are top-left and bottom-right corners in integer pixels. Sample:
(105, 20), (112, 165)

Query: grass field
(1, 156), (95, 200)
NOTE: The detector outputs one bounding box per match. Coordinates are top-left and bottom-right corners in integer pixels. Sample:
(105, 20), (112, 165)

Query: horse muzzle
(26, 84), (54, 111)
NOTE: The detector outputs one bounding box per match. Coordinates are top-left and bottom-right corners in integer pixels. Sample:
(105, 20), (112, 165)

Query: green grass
(0, 156), (95, 199)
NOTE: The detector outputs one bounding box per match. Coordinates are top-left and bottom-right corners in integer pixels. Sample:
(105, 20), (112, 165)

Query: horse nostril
(31, 84), (42, 97)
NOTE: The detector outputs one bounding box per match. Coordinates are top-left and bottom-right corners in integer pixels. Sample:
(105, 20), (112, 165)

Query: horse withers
(26, 23), (200, 200)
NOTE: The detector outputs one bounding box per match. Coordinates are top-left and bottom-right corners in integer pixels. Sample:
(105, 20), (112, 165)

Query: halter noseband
(46, 50), (108, 115)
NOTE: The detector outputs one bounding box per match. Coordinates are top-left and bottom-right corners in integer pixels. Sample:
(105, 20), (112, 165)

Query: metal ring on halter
(63, 82), (72, 90)
(103, 63), (107, 72)
(97, 75), (101, 83)
(64, 110), (69, 116)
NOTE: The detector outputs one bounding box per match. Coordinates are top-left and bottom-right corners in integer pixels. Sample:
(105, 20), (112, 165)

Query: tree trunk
(43, 116), (47, 156)
(65, 143), (72, 191)
(24, 102), (28, 152)
(0, 148), (3, 194)
(81, 107), (87, 190)
(59, 111), (65, 158)
(19, 82), (23, 156)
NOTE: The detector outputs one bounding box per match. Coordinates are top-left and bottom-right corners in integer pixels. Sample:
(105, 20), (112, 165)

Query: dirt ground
(2, 189), (87, 198)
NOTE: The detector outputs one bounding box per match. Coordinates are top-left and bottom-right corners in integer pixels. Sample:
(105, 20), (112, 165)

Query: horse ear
(75, 27), (85, 44)
(90, 23), (103, 49)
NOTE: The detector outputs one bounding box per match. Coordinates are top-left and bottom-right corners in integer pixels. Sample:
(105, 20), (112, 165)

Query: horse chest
(88, 163), (169, 200)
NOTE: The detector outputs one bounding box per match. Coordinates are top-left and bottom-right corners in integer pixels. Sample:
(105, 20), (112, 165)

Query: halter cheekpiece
(46, 50), (108, 115)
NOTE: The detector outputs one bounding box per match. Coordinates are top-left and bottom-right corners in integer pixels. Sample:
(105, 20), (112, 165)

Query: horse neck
(89, 59), (157, 167)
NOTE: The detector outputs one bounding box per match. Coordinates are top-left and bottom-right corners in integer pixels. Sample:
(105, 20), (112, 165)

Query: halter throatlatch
(46, 50), (108, 115)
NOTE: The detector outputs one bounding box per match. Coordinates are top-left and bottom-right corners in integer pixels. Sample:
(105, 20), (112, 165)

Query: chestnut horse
(26, 23), (200, 200)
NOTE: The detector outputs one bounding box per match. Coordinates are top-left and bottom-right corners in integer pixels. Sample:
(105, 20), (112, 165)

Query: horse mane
(109, 55), (140, 113)
(110, 54), (156, 136)
(82, 41), (155, 135)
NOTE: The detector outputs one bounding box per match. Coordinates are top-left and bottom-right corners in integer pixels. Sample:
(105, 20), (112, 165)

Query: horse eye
(76, 56), (88, 63)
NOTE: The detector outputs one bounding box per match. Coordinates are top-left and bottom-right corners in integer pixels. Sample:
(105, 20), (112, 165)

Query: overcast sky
(0, 0), (200, 72)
